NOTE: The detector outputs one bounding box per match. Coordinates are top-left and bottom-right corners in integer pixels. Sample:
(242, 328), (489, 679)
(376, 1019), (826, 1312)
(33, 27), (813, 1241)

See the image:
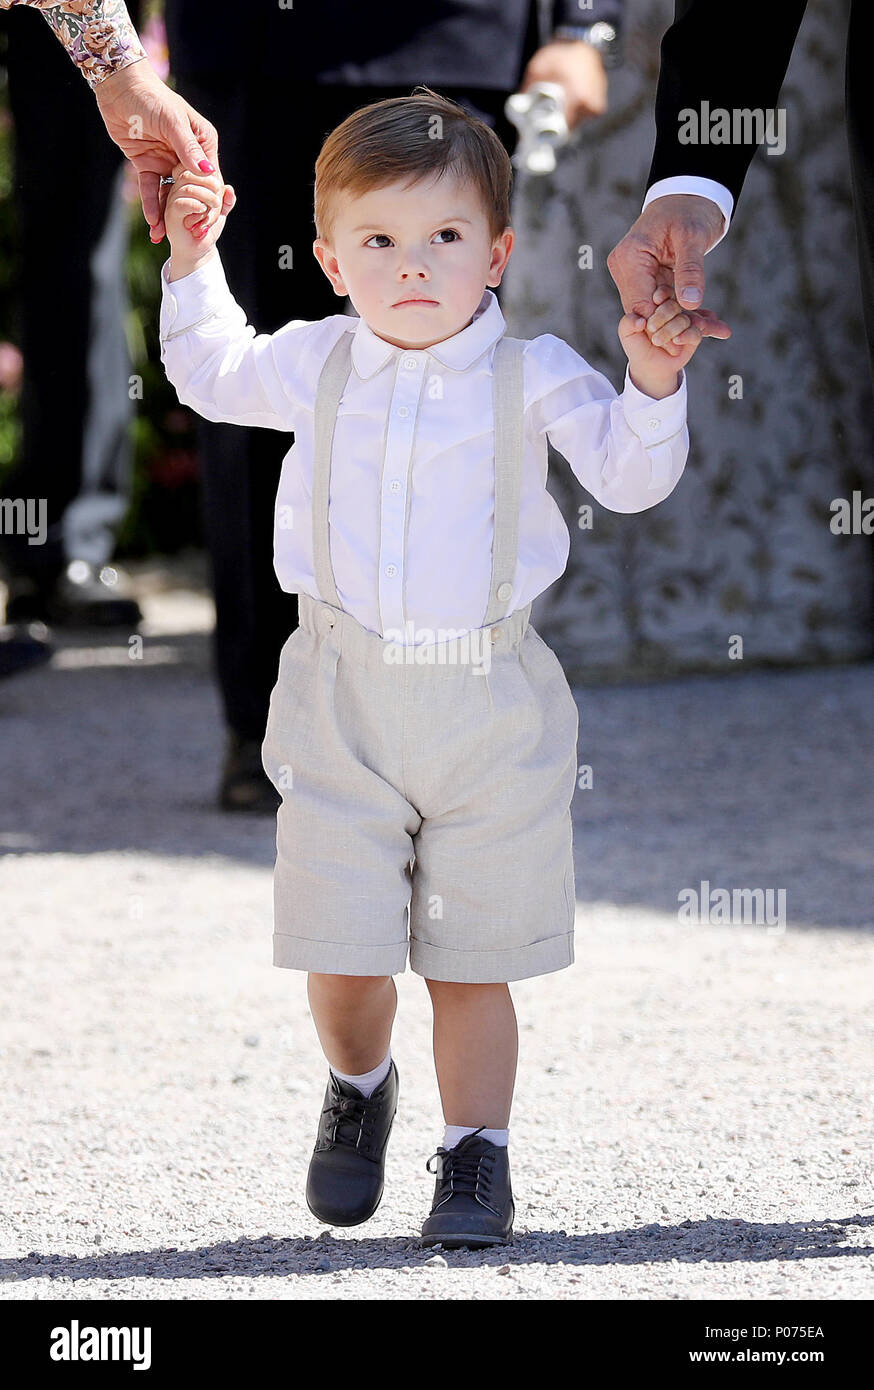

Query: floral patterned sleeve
(0, 0), (148, 89)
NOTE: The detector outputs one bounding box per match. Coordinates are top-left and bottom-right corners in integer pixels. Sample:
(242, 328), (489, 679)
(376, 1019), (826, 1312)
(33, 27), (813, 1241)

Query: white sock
(330, 1047), (392, 1099)
(443, 1124), (509, 1149)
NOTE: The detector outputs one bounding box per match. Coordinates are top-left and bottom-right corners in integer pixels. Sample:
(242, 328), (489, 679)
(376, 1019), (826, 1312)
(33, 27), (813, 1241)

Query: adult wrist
(642, 180), (734, 252)
(94, 53), (155, 94)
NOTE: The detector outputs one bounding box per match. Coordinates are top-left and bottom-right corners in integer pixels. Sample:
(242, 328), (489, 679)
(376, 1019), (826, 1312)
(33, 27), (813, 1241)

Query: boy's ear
(486, 227), (515, 288)
(313, 239), (348, 297)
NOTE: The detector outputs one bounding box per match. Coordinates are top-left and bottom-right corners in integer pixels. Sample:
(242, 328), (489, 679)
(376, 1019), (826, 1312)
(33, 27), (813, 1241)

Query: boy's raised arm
(159, 252), (302, 432)
(160, 167), (304, 432)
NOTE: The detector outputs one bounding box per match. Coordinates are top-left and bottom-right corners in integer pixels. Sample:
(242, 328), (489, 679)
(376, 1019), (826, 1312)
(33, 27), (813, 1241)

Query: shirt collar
(349, 289), (506, 380)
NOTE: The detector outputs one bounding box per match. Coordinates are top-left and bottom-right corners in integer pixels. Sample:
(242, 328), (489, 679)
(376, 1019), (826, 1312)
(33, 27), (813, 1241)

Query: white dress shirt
(642, 176), (735, 250)
(159, 252), (688, 642)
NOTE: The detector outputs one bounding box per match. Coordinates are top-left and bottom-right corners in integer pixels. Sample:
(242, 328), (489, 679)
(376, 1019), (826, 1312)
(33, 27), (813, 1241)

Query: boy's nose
(397, 253), (431, 280)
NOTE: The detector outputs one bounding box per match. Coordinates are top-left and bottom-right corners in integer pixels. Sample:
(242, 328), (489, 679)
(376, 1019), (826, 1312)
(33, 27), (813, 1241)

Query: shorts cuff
(272, 932), (409, 976)
(409, 931), (574, 983)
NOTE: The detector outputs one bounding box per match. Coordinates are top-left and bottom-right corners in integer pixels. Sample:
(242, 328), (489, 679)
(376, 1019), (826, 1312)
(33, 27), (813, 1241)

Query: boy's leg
(420, 980), (518, 1249)
(425, 981), (518, 1126)
(307, 973), (397, 1074)
(304, 972), (400, 1227)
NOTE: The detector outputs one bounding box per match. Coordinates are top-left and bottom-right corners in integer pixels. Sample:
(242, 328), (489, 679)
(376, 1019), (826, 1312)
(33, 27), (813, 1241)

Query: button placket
(378, 353), (425, 636)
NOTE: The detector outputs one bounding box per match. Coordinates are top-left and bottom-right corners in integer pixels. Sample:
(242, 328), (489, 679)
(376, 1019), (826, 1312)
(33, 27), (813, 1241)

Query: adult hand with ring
(94, 58), (222, 244)
(0, 0), (222, 243)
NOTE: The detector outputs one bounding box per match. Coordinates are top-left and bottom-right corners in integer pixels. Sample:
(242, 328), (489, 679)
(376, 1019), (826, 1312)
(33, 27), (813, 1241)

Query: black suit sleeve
(647, 0), (808, 206)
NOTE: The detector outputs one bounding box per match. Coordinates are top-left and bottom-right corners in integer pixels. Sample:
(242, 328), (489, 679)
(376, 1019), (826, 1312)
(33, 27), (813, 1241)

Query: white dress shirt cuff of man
(641, 176), (735, 251)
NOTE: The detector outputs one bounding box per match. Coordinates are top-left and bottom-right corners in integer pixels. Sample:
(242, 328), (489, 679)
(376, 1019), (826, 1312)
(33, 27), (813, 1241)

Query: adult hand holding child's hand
(165, 163), (236, 282)
(618, 283), (704, 400)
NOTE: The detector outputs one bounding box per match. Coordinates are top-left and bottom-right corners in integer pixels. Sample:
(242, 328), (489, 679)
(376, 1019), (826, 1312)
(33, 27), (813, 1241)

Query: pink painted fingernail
(198, 160), (215, 173)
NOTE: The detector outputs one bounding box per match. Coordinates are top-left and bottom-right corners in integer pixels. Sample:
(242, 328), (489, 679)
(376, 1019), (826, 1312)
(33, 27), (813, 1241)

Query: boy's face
(313, 172), (514, 349)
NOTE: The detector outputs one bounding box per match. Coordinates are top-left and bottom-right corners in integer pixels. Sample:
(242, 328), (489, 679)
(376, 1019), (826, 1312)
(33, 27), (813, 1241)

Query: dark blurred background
(0, 0), (201, 560)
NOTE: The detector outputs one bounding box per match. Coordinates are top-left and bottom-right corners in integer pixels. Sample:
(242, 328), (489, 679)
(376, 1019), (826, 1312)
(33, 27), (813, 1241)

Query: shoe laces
(425, 1128), (498, 1207)
(322, 1089), (381, 1155)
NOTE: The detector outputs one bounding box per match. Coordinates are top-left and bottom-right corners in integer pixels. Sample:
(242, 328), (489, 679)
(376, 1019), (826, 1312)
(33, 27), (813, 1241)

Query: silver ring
(159, 175), (175, 187)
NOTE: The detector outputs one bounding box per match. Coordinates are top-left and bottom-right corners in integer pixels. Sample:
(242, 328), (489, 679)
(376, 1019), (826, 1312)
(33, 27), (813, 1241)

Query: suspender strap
(310, 328), (526, 628)
(311, 329), (353, 608)
(484, 335), (525, 625)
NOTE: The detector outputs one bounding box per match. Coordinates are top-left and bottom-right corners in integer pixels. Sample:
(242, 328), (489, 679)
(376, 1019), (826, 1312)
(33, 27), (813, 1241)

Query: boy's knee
(425, 978), (509, 998)
(308, 972), (392, 999)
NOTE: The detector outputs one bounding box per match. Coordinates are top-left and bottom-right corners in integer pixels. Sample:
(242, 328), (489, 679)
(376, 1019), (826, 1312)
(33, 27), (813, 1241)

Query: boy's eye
(361, 229), (461, 248)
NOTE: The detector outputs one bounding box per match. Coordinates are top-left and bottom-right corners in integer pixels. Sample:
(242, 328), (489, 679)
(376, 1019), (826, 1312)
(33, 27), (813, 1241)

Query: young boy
(159, 89), (702, 1250)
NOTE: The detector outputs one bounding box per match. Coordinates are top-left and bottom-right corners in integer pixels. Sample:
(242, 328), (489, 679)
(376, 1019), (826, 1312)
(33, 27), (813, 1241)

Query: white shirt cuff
(621, 364), (687, 445)
(642, 176), (735, 252)
(160, 253), (232, 341)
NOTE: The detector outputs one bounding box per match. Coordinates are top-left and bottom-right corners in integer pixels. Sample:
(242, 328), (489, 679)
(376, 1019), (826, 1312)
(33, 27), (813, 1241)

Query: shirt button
(403, 357), (417, 370)
(397, 406), (410, 419)
(385, 564), (398, 577)
(647, 417), (661, 431)
(389, 479), (401, 493)
(496, 581), (512, 601)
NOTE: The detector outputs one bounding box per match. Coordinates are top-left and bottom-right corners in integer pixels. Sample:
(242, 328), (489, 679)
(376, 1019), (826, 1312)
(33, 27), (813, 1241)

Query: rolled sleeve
(158, 252), (296, 431)
(160, 254), (234, 342)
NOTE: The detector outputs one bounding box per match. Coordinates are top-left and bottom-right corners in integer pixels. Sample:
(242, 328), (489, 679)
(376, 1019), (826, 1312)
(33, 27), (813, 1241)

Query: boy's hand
(164, 162), (236, 281)
(618, 283), (704, 400)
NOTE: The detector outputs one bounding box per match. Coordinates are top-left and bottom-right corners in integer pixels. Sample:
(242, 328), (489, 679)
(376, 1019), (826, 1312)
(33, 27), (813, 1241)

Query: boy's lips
(392, 296), (439, 307)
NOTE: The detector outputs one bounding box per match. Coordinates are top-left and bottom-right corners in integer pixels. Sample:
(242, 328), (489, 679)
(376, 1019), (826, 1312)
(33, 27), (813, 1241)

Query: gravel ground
(1, 557), (872, 1301)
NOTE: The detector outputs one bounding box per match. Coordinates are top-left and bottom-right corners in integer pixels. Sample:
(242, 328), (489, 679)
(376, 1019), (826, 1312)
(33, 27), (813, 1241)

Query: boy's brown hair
(314, 87), (513, 244)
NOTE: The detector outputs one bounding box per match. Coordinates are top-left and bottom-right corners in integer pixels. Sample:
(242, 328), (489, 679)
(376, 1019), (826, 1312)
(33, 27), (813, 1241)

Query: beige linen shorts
(261, 592), (579, 983)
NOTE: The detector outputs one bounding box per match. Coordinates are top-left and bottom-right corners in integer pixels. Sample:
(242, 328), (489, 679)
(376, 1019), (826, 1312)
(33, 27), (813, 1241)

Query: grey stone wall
(504, 0), (874, 681)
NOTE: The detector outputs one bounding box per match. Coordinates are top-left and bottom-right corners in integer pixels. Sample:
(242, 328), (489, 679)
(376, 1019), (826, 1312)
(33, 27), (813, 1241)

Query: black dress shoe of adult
(219, 731), (281, 814)
(7, 564), (142, 629)
(420, 1129), (514, 1249)
(0, 632), (53, 680)
(45, 563), (142, 628)
(306, 1060), (399, 1227)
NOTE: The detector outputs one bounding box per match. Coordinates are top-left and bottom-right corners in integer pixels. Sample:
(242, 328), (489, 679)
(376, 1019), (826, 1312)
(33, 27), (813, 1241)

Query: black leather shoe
(0, 631), (53, 680)
(306, 1060), (399, 1226)
(219, 731), (281, 814)
(6, 564), (141, 628)
(420, 1129), (514, 1249)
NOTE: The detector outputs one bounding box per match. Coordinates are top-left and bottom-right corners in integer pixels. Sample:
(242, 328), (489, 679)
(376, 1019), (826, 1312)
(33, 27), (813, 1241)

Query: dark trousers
(1, 4), (139, 586)
(172, 77), (516, 741)
(846, 1), (874, 399)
